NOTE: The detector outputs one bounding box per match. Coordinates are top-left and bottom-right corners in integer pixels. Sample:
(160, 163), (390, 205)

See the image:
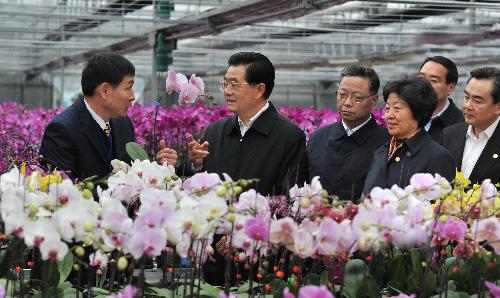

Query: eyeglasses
(219, 81), (256, 92)
(336, 91), (375, 103)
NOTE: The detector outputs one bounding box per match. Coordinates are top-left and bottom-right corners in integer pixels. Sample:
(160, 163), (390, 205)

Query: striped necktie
(103, 123), (111, 137)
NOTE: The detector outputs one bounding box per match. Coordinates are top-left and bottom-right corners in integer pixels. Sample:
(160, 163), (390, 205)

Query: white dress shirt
(84, 98), (109, 131)
(238, 101), (270, 137)
(461, 116), (500, 179)
(342, 114), (372, 136)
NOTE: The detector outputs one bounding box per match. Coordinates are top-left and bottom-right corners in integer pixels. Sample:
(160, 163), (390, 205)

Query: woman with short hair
(362, 77), (455, 193)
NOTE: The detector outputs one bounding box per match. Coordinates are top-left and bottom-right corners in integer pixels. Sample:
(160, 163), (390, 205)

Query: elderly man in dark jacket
(185, 52), (306, 286)
(303, 65), (389, 202)
(185, 52), (305, 196)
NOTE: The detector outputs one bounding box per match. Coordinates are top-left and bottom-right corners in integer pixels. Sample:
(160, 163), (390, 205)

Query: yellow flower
(455, 170), (470, 188)
(27, 171), (63, 192)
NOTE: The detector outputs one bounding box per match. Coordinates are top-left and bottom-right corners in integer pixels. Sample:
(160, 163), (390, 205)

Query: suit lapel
(77, 99), (109, 164)
(469, 123), (500, 183)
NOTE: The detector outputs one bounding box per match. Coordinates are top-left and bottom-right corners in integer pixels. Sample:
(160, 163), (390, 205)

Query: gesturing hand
(156, 139), (178, 166)
(186, 134), (209, 169)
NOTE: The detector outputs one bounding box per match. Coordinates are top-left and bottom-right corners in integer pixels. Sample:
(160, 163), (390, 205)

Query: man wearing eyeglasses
(302, 65), (389, 202)
(418, 56), (464, 141)
(185, 52), (306, 285)
(184, 52), (305, 197)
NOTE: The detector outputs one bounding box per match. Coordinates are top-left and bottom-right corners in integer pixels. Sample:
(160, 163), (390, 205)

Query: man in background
(418, 56), (464, 141)
(303, 65), (389, 201)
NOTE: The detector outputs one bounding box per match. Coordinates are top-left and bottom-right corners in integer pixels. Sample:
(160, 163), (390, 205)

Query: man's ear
(370, 94), (379, 108)
(255, 83), (266, 99)
(447, 83), (456, 96)
(97, 82), (111, 99)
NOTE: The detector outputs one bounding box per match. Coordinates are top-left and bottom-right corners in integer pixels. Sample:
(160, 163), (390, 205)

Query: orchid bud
(85, 182), (95, 190)
(82, 189), (93, 200)
(227, 213), (235, 223)
(233, 186), (242, 195)
(74, 246), (85, 257)
(84, 221), (93, 232)
(117, 257), (128, 270)
(28, 203), (38, 216)
(238, 252), (247, 262)
(216, 185), (227, 197)
(320, 189), (328, 198)
(73, 264), (80, 271)
(171, 174), (179, 181)
(83, 236), (92, 246)
(438, 215), (448, 223)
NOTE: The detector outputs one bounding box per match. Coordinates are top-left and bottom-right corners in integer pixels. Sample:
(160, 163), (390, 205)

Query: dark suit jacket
(440, 121), (500, 184)
(196, 102), (305, 286)
(428, 98), (464, 141)
(363, 129), (455, 194)
(39, 98), (135, 181)
(304, 117), (389, 201)
(183, 102), (306, 196)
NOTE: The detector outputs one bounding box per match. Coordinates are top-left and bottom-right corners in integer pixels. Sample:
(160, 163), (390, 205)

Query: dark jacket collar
(438, 98), (463, 126)
(75, 98), (110, 163)
(403, 129), (431, 157)
(225, 101), (278, 136)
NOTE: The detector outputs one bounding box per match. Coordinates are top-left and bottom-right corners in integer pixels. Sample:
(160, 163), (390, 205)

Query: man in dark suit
(418, 56), (464, 141)
(186, 52), (305, 196)
(186, 52), (305, 286)
(303, 65), (389, 202)
(441, 67), (500, 185)
(40, 53), (178, 182)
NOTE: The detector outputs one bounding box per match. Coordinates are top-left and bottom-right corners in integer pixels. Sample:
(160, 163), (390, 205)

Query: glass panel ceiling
(0, 0), (499, 105)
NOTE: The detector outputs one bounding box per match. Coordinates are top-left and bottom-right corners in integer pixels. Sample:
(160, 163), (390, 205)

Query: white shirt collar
(424, 99), (450, 131)
(342, 114), (372, 136)
(84, 98), (108, 130)
(466, 115), (500, 140)
(433, 98), (450, 120)
(238, 101), (270, 136)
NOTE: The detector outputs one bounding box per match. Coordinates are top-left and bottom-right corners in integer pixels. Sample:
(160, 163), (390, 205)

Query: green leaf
(62, 287), (81, 298)
(199, 282), (221, 298)
(304, 273), (320, 285)
(149, 286), (174, 297)
(320, 270), (329, 285)
(410, 248), (423, 275)
(32, 287), (64, 298)
(421, 271), (437, 297)
(91, 287), (111, 295)
(46, 261), (60, 288)
(57, 253), (74, 285)
(269, 279), (286, 298)
(388, 254), (409, 290)
(342, 259), (367, 298)
(126, 142), (149, 161)
(237, 282), (259, 294)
